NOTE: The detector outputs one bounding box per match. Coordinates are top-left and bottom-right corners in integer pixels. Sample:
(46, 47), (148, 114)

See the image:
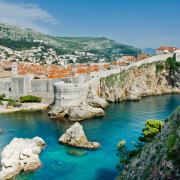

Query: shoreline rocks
(100, 63), (180, 102)
(0, 103), (49, 115)
(49, 103), (105, 121)
(59, 122), (100, 149)
(0, 137), (45, 180)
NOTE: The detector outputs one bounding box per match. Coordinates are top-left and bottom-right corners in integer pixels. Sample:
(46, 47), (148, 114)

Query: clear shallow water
(0, 95), (179, 180)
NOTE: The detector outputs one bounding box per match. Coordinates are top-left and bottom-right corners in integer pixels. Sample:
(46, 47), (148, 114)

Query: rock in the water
(117, 139), (126, 149)
(66, 149), (87, 157)
(0, 137), (45, 180)
(59, 122), (100, 149)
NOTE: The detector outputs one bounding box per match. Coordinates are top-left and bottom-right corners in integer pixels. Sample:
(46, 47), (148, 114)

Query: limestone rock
(88, 95), (108, 108)
(59, 122), (100, 149)
(100, 62), (180, 102)
(68, 103), (105, 121)
(0, 137), (45, 180)
(49, 103), (105, 121)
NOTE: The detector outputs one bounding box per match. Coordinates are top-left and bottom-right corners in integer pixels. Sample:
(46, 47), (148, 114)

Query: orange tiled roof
(156, 46), (178, 52)
(0, 57), (146, 79)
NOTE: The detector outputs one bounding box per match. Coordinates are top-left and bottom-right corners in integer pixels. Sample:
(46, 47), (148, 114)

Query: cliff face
(118, 106), (180, 180)
(100, 62), (180, 102)
(49, 60), (180, 121)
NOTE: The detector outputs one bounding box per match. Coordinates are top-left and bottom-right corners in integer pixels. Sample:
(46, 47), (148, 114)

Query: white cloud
(0, 1), (59, 33)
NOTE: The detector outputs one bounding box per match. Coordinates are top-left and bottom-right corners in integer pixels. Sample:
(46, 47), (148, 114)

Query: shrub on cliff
(139, 119), (164, 142)
(156, 63), (164, 75)
(165, 57), (180, 75)
(20, 95), (41, 103)
(166, 131), (180, 165)
(0, 94), (6, 100)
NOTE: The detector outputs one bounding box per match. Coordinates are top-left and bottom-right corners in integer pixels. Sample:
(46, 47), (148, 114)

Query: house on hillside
(156, 46), (179, 54)
(119, 56), (136, 63)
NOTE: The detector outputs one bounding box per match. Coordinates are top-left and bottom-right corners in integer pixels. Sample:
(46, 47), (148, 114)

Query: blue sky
(0, 0), (180, 48)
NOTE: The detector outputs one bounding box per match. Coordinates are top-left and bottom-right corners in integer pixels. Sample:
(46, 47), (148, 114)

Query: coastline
(0, 103), (50, 115)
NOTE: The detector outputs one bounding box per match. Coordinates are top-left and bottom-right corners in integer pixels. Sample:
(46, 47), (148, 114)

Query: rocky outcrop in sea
(0, 137), (45, 180)
(59, 122), (100, 149)
(118, 106), (180, 180)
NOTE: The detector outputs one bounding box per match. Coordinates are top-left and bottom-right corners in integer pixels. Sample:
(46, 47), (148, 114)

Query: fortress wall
(53, 53), (174, 107)
(31, 79), (53, 92)
(0, 76), (62, 102)
(176, 52), (180, 62)
(0, 53), (174, 104)
(54, 75), (89, 107)
(0, 77), (11, 96)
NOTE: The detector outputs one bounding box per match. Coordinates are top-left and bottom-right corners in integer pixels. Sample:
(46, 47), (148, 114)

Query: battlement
(54, 74), (90, 107)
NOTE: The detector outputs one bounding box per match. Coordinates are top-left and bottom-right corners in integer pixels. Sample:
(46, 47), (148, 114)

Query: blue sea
(0, 94), (179, 180)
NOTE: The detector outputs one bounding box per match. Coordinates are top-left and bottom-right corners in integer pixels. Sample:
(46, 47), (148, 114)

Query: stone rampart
(53, 53), (174, 107)
(0, 53), (174, 104)
(0, 75), (62, 103)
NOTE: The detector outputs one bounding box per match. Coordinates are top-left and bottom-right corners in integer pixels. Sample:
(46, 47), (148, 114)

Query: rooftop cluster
(0, 53), (150, 79)
(156, 46), (180, 54)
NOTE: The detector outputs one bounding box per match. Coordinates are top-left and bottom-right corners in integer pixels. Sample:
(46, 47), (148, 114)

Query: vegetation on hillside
(138, 119), (164, 142)
(165, 57), (180, 75)
(118, 107), (180, 180)
(0, 94), (22, 107)
(156, 62), (165, 75)
(116, 119), (164, 170)
(0, 23), (141, 62)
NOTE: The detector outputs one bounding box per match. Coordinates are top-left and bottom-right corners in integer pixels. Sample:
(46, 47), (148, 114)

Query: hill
(0, 23), (141, 64)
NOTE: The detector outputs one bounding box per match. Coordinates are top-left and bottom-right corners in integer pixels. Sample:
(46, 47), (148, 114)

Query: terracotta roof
(0, 55), (148, 79)
(156, 46), (178, 52)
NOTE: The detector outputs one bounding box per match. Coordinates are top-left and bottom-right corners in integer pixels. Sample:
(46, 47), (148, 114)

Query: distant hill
(0, 23), (141, 63)
(141, 48), (156, 55)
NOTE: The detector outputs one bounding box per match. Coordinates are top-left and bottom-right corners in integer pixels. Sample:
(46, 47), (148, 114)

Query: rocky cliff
(118, 106), (180, 180)
(100, 62), (180, 102)
(49, 59), (180, 121)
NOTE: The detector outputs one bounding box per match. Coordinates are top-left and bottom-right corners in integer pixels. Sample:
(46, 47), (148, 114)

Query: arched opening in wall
(64, 114), (69, 119)
(8, 87), (11, 92)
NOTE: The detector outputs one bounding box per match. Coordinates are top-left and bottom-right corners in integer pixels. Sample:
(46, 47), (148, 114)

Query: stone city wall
(0, 53), (174, 104)
(53, 53), (174, 107)
(0, 76), (62, 103)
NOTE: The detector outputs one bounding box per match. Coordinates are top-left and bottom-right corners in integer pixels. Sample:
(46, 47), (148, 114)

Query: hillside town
(0, 45), (179, 80)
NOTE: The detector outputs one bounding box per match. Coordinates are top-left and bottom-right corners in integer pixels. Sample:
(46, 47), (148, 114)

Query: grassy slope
(0, 23), (141, 57)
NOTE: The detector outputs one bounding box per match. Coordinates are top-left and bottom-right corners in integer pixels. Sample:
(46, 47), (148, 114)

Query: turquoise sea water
(0, 95), (179, 180)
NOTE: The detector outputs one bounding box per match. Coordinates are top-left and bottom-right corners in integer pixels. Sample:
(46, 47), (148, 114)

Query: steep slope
(100, 61), (180, 102)
(0, 23), (141, 62)
(118, 106), (180, 180)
